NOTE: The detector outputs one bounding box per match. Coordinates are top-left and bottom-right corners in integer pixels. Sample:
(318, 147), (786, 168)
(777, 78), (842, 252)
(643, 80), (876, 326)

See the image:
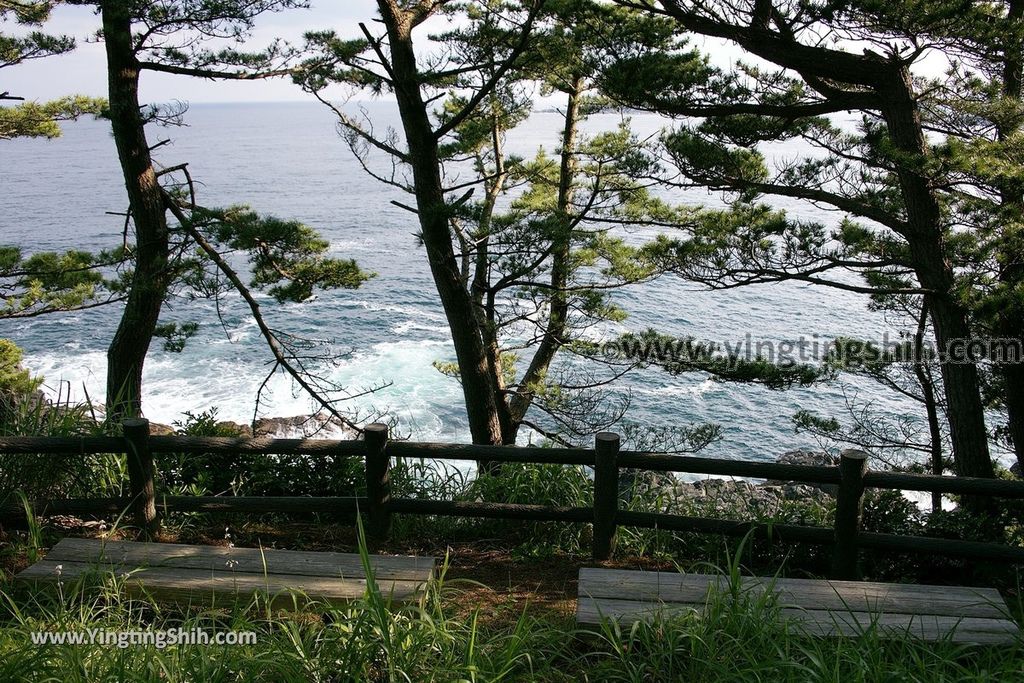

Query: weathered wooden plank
(576, 597), (1020, 644)
(147, 436), (365, 457)
(578, 569), (1007, 619)
(616, 452), (843, 484)
(615, 511), (836, 546)
(0, 436), (123, 454)
(388, 499), (593, 522)
(18, 560), (424, 608)
(778, 608), (1021, 642)
(863, 471), (1024, 499)
(385, 441), (595, 465)
(45, 539), (435, 581)
(857, 530), (1024, 563)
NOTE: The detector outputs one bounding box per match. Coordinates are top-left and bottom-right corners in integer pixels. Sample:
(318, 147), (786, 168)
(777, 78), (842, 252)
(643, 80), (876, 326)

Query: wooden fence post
(122, 418), (159, 538)
(593, 432), (620, 561)
(364, 423), (391, 541)
(831, 449), (869, 580)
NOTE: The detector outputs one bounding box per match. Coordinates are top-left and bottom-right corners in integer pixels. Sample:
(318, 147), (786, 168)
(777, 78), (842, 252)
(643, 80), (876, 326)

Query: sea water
(1, 101), (912, 460)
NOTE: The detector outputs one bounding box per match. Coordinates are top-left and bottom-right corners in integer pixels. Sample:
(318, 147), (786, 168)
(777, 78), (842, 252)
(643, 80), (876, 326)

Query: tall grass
(2, 531), (1022, 682)
(0, 386), (123, 502)
(0, 518), (572, 682)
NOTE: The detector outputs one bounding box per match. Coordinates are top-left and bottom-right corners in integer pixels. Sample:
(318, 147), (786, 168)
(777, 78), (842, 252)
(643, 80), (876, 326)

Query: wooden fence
(3, 418), (1024, 580)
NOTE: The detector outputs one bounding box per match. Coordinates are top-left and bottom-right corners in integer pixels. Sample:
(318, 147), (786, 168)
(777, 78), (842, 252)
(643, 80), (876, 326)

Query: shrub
(0, 377), (116, 502)
(160, 409), (363, 499)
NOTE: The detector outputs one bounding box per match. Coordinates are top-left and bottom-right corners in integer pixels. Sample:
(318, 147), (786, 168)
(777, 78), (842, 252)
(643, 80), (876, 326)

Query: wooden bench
(17, 538), (436, 609)
(577, 568), (1021, 644)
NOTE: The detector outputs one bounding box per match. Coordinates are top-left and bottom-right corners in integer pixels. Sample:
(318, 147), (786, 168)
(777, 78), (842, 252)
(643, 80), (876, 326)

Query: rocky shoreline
(148, 413), (358, 439)
(148, 414), (841, 516)
(622, 449), (839, 517)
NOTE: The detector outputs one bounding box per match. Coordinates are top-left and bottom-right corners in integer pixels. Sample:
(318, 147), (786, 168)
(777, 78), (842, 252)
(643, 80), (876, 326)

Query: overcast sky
(4, 1), (384, 103)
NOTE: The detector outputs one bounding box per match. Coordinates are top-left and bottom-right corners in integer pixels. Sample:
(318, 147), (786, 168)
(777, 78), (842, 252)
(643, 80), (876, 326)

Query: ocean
(1, 101), (912, 459)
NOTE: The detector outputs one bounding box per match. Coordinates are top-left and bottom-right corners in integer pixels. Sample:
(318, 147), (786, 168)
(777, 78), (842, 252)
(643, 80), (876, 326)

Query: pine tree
(606, 0), (997, 479)
(0, 1), (105, 139)
(3, 1), (377, 428)
(297, 1), (690, 452)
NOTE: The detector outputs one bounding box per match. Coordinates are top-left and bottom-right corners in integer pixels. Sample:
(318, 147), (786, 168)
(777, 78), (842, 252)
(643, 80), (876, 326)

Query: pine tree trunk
(379, 5), (504, 451)
(913, 305), (945, 510)
(507, 78), (584, 438)
(879, 67), (995, 480)
(997, 0), (1024, 474)
(101, 2), (170, 423)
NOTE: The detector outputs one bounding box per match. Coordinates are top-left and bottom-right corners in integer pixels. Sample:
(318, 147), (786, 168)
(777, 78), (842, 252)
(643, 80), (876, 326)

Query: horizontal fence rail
(3, 420), (1024, 579)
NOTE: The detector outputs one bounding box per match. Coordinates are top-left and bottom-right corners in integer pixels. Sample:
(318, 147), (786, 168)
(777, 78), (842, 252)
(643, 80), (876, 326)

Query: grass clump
(2, 539), (1023, 682)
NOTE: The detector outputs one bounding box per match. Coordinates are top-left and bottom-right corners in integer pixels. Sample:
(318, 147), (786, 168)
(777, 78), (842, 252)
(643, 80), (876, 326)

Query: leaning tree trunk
(879, 67), (995, 481)
(995, 238), (1024, 474)
(651, 2), (996, 480)
(507, 77), (584, 443)
(996, 0), (1024, 474)
(101, 2), (171, 423)
(378, 3), (505, 452)
(913, 304), (945, 511)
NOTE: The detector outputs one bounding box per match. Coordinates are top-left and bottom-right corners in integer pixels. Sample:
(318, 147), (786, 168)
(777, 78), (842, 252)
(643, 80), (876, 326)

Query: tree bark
(995, 0), (1024, 474)
(472, 100), (517, 446)
(508, 78), (584, 438)
(876, 66), (994, 479)
(101, 2), (171, 423)
(652, 2), (996, 479)
(378, 3), (504, 449)
(913, 304), (945, 511)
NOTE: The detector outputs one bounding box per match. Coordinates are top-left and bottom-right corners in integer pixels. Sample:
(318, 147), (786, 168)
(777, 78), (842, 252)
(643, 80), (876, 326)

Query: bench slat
(578, 568), (1007, 619)
(45, 538), (435, 582)
(577, 569), (1021, 644)
(19, 559), (426, 608)
(576, 597), (1020, 644)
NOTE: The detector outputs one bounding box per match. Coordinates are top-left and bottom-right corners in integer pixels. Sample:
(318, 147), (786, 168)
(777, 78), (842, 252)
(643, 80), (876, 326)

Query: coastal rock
(148, 422), (176, 436)
(658, 477), (833, 518)
(619, 468), (677, 500)
(253, 413), (358, 438)
(769, 449), (838, 494)
(635, 448), (839, 519)
(216, 421), (253, 438)
(774, 449), (838, 468)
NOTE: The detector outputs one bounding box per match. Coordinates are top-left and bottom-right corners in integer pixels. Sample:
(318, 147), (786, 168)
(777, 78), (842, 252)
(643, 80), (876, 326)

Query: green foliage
(153, 322), (198, 353)
(0, 385), (121, 502)
(0, 1), (73, 69)
(0, 339), (40, 396)
(162, 408), (364, 498)
(591, 329), (826, 389)
(389, 459), (595, 556)
(663, 128), (770, 190)
(0, 96), (106, 140)
(115, 0), (310, 79)
(4, 542), (1023, 682)
(0, 554), (568, 682)
(0, 3), (104, 139)
(192, 206), (374, 302)
(0, 246), (126, 318)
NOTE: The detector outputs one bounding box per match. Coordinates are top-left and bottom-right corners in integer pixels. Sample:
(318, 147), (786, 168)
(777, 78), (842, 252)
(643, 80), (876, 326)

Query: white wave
(345, 300), (446, 321)
(23, 334), (466, 442)
(391, 320), (450, 335)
